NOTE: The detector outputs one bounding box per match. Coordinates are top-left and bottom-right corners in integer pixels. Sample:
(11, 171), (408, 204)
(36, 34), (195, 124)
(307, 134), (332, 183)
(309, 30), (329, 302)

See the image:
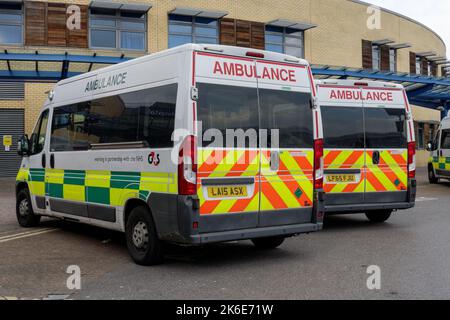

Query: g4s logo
(148, 152), (160, 166)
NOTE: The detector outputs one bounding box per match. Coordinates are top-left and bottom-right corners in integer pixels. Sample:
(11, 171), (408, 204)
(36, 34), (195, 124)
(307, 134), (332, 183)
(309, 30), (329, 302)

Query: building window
(0, 2), (23, 45)
(371, 45), (380, 70)
(389, 49), (397, 72)
(168, 14), (218, 48)
(265, 26), (304, 58)
(89, 8), (147, 51)
(416, 57), (421, 75)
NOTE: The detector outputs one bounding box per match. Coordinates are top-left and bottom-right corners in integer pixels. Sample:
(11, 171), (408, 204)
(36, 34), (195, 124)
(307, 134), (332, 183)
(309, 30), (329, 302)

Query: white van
(15, 44), (324, 265)
(315, 80), (416, 222)
(428, 114), (450, 183)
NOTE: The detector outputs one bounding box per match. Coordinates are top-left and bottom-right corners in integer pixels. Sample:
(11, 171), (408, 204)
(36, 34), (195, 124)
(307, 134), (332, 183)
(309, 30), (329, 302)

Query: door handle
(372, 151), (380, 165)
(270, 151), (280, 171)
(41, 153), (46, 168)
(50, 154), (55, 169)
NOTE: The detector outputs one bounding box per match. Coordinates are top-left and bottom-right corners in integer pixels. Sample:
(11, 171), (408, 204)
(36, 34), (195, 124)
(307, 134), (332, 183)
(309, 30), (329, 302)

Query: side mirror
(426, 141), (435, 152)
(18, 134), (30, 156)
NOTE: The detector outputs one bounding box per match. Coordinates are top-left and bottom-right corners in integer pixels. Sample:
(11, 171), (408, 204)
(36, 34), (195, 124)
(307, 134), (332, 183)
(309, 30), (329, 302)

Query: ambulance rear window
(321, 106), (365, 149)
(440, 130), (450, 149)
(365, 108), (407, 148)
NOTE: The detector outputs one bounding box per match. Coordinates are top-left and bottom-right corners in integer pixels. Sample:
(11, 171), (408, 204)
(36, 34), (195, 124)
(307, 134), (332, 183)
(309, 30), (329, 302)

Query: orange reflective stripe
(324, 150), (342, 166)
(342, 151), (364, 167)
(261, 177), (289, 209)
(365, 171), (387, 191)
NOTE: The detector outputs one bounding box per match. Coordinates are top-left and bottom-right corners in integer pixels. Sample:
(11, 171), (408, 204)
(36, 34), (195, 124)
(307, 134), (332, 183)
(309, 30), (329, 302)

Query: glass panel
(168, 23), (192, 34)
(168, 34), (191, 48)
(259, 90), (313, 148)
(321, 106), (365, 149)
(30, 110), (49, 155)
(120, 11), (146, 19)
(51, 105), (90, 152)
(169, 14), (193, 23)
(121, 31), (145, 50)
(194, 17), (217, 26)
(441, 130), (450, 149)
(265, 25), (283, 33)
(194, 26), (217, 37)
(197, 83), (259, 148)
(91, 29), (116, 48)
(194, 36), (218, 44)
(120, 20), (145, 30)
(0, 25), (22, 44)
(265, 34), (283, 44)
(365, 108), (407, 148)
(285, 28), (303, 37)
(0, 13), (22, 22)
(285, 36), (302, 47)
(90, 18), (116, 27)
(88, 84), (177, 147)
(265, 44), (283, 53)
(285, 46), (303, 58)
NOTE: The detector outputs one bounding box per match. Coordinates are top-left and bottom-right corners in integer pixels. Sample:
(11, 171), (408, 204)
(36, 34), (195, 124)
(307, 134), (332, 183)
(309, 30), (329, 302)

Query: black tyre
(365, 210), (392, 223)
(251, 236), (285, 249)
(125, 206), (163, 265)
(428, 165), (439, 184)
(16, 188), (41, 228)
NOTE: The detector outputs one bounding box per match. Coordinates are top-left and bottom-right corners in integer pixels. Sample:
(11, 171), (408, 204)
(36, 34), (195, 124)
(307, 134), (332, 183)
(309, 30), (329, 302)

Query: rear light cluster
(407, 141), (416, 179)
(313, 139), (324, 190)
(178, 135), (197, 195)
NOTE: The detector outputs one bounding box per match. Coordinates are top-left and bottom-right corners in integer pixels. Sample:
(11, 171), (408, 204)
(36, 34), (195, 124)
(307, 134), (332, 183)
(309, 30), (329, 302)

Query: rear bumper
(188, 222), (322, 244)
(148, 190), (325, 245)
(324, 179), (416, 214)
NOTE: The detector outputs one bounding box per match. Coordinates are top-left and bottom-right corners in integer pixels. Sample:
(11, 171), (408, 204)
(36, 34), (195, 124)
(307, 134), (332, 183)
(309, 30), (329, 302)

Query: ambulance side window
(320, 106), (364, 149)
(441, 130), (450, 149)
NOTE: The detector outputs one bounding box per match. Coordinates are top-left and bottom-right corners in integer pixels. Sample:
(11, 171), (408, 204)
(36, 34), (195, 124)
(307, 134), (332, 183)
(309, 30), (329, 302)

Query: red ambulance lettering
(329, 89), (394, 102)
(213, 61), (296, 82)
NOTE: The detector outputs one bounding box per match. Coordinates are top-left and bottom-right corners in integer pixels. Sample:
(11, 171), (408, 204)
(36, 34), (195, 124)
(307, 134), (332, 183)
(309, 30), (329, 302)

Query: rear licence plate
(326, 174), (356, 183)
(207, 186), (248, 198)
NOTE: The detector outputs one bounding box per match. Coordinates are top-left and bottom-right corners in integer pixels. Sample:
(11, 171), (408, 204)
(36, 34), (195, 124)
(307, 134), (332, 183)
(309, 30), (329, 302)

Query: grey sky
(363, 0), (449, 54)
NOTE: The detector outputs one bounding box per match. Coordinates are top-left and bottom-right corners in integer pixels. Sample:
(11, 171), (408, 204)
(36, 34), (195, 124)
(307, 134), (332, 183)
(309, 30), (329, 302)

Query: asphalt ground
(0, 168), (449, 300)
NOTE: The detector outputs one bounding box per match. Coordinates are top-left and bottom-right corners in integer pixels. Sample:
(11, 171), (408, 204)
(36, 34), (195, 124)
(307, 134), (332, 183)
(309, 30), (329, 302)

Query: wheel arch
(123, 198), (152, 228)
(15, 181), (29, 196)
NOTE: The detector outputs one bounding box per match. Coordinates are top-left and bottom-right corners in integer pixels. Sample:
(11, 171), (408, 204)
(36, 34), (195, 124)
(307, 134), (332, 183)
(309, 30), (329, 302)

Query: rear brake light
(407, 141), (416, 179)
(313, 139), (324, 190)
(178, 135), (197, 195)
(246, 51), (264, 58)
(354, 82), (368, 87)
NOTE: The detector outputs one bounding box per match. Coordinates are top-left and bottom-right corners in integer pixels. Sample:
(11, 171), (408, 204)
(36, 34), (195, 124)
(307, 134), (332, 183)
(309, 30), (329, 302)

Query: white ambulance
(15, 44), (324, 265)
(428, 114), (450, 183)
(315, 80), (416, 222)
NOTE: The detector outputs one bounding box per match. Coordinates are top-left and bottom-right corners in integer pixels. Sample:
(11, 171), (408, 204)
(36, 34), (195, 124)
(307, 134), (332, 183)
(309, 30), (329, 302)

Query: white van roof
(44, 44), (310, 108)
(315, 79), (403, 89)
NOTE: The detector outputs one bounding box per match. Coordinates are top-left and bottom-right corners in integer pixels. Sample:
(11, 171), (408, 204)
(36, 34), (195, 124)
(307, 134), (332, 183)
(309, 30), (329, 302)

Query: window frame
(30, 109), (49, 155)
(371, 45), (380, 71)
(168, 14), (219, 48)
(0, 3), (23, 46)
(389, 48), (397, 72)
(265, 26), (305, 58)
(89, 9), (147, 51)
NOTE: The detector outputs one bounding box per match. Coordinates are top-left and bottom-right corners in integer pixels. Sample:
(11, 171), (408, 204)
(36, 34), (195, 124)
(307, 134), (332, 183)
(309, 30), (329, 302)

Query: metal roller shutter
(0, 109), (24, 178)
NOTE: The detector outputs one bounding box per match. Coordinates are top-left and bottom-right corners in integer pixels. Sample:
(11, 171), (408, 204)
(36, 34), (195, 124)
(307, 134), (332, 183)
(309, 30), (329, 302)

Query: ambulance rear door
(318, 84), (365, 206)
(362, 87), (409, 203)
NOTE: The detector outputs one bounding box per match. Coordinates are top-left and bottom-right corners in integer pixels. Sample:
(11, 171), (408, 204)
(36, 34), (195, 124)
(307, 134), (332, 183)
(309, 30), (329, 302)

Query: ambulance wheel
(16, 188), (41, 228)
(365, 210), (392, 223)
(125, 206), (163, 266)
(428, 165), (439, 184)
(251, 236), (285, 249)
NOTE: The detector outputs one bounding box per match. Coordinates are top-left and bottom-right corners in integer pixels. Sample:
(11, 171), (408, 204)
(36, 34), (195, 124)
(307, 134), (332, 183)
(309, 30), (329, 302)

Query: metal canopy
(0, 51), (448, 112)
(311, 65), (450, 110)
(0, 51), (131, 81)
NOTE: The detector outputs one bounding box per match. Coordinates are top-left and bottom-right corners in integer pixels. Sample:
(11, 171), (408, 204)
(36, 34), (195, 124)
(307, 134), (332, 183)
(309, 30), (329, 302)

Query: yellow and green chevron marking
(432, 156), (450, 171)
